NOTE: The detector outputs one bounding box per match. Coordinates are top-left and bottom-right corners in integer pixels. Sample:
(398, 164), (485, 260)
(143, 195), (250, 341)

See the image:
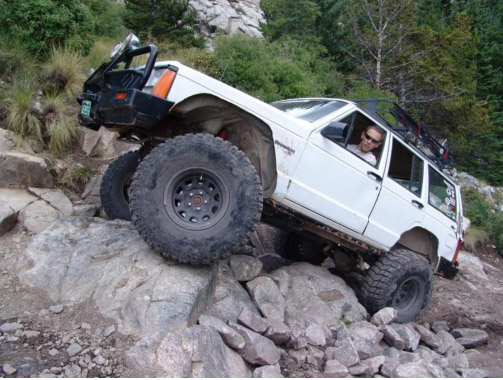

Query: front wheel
(360, 249), (433, 323)
(129, 133), (263, 265)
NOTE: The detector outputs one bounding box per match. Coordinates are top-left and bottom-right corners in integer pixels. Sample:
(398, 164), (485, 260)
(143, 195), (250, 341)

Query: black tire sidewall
(100, 150), (140, 221)
(130, 134), (263, 264)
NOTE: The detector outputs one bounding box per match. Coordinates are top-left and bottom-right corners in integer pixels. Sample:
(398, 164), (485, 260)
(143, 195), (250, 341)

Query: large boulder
(0, 151), (53, 189)
(17, 217), (216, 337)
(271, 262), (367, 328)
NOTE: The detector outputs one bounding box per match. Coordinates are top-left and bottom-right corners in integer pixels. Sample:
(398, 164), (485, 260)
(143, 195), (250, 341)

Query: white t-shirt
(347, 144), (377, 166)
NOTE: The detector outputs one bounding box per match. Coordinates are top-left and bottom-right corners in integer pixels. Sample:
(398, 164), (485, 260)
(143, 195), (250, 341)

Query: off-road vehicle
(78, 35), (464, 322)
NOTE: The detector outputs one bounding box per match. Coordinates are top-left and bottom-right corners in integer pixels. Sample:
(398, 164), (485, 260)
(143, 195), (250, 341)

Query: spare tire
(100, 150), (140, 221)
(129, 133), (263, 265)
(360, 249), (433, 322)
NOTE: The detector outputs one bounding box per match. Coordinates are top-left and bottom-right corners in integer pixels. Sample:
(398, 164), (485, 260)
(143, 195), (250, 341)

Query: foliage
(81, 0), (127, 39)
(213, 35), (343, 102)
(60, 165), (94, 192)
(261, 0), (321, 41)
(0, 0), (95, 55)
(123, 0), (204, 48)
(463, 189), (503, 253)
(42, 46), (87, 100)
(4, 77), (78, 155)
(0, 39), (38, 82)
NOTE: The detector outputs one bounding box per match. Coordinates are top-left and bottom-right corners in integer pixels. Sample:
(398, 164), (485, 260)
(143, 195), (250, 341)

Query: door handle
(367, 171), (382, 182)
(412, 200), (424, 209)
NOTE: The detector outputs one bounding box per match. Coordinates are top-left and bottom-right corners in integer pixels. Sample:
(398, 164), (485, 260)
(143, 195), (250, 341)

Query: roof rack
(353, 99), (453, 169)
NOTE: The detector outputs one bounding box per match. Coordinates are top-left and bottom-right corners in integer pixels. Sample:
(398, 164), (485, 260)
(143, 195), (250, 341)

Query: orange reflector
(115, 92), (127, 100)
(152, 69), (177, 99)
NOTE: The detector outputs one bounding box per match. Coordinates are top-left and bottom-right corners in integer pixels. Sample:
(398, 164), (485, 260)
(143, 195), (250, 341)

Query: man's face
(359, 129), (383, 153)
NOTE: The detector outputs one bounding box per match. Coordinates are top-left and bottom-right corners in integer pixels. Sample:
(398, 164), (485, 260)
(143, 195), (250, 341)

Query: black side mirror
(321, 122), (348, 143)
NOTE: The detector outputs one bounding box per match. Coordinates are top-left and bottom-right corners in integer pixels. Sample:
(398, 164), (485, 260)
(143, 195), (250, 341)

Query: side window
(321, 112), (386, 167)
(428, 166), (457, 221)
(387, 138), (423, 197)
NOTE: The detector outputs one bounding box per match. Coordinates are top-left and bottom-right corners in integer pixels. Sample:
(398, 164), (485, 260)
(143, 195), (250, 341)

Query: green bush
(463, 189), (503, 253)
(213, 35), (343, 102)
(0, 0), (95, 55)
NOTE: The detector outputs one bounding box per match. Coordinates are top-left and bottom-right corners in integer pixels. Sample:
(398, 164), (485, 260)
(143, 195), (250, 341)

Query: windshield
(271, 99), (347, 122)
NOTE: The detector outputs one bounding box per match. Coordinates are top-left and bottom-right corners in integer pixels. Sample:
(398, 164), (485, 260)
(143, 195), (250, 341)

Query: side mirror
(321, 121), (348, 143)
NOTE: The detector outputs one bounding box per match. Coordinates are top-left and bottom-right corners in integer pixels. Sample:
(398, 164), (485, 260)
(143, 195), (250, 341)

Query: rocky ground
(2, 126), (503, 377)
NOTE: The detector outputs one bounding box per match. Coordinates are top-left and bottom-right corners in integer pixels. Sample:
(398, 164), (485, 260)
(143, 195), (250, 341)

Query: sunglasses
(364, 132), (381, 144)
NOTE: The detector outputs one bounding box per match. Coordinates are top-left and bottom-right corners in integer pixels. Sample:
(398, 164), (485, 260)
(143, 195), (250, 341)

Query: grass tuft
(463, 227), (490, 252)
(43, 46), (87, 99)
(43, 94), (78, 155)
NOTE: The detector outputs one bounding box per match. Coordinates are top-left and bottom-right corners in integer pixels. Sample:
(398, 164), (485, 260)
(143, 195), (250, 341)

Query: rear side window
(428, 166), (457, 220)
(387, 138), (423, 197)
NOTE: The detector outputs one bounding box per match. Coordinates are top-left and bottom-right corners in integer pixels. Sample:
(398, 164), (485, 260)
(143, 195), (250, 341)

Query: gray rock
(19, 200), (60, 234)
(24, 330), (41, 339)
(253, 363), (283, 378)
(128, 326), (251, 377)
(2, 363), (17, 375)
(380, 357), (401, 377)
(450, 328), (489, 349)
(391, 323), (420, 351)
(288, 348), (307, 364)
(208, 261), (260, 323)
(72, 204), (99, 217)
(360, 355), (386, 377)
(381, 325), (405, 350)
(49, 304), (64, 314)
(348, 363), (367, 376)
(305, 323), (330, 347)
(246, 276), (285, 321)
(459, 368), (489, 378)
(414, 324), (442, 349)
(456, 172), (479, 190)
(0, 201), (17, 237)
(198, 314), (245, 350)
(103, 325), (116, 337)
(0, 322), (23, 333)
(28, 188), (73, 216)
(392, 359), (440, 378)
(349, 321), (384, 345)
(18, 217), (215, 338)
(431, 321), (450, 334)
(230, 255), (263, 281)
(48, 348), (59, 356)
(383, 346), (400, 358)
(324, 359), (349, 377)
(264, 319), (291, 345)
(447, 354), (469, 370)
(285, 316), (307, 349)
(229, 322), (280, 365)
(371, 307), (397, 326)
(0, 151), (53, 189)
(325, 338), (360, 367)
(238, 307), (269, 333)
(444, 368), (462, 378)
(436, 330), (465, 356)
(66, 343), (83, 357)
(272, 263), (366, 325)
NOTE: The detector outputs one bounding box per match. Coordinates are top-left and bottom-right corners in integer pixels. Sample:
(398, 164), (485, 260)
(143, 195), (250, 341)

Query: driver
(347, 125), (385, 166)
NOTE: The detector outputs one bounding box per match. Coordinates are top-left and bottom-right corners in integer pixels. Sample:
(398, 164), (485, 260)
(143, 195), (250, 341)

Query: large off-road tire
(273, 230), (324, 264)
(360, 249), (433, 323)
(129, 133), (263, 265)
(100, 150), (141, 221)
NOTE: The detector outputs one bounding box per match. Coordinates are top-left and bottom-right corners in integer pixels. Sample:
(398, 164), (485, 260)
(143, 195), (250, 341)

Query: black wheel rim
(164, 168), (229, 231)
(392, 276), (423, 313)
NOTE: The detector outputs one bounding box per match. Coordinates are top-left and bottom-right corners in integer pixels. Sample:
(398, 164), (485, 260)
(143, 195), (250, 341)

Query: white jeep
(78, 35), (464, 322)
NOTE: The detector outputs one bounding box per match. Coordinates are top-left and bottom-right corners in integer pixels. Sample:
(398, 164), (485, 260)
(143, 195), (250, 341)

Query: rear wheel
(100, 150), (140, 221)
(360, 249), (433, 322)
(129, 133), (263, 265)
